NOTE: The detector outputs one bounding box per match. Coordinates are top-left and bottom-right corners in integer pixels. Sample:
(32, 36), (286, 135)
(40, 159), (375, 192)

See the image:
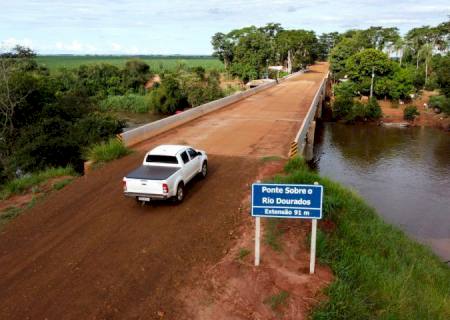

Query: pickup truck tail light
(162, 183), (169, 194)
(123, 179), (127, 191)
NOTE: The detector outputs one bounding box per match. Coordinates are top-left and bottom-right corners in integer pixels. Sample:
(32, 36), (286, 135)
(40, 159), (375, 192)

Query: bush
(85, 138), (131, 164)
(403, 105), (420, 121)
(333, 97), (382, 122)
(150, 75), (189, 114)
(99, 94), (153, 113)
(184, 72), (225, 107)
(332, 96), (353, 119)
(0, 166), (76, 200)
(334, 81), (357, 98)
(429, 95), (450, 115)
(13, 110), (125, 174)
(366, 97), (382, 119)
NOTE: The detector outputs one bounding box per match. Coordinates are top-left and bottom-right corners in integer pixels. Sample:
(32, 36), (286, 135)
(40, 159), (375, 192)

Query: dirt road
(0, 63), (328, 319)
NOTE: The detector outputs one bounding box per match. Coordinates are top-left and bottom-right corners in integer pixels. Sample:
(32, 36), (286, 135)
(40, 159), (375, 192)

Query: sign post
(251, 183), (323, 273)
(255, 217), (260, 266)
(310, 219), (317, 274)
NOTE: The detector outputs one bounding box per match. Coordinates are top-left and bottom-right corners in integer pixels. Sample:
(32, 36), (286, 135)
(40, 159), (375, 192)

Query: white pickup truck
(123, 145), (208, 203)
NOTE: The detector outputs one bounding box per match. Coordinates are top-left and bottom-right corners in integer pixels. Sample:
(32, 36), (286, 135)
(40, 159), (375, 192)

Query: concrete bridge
(119, 62), (329, 162)
(0, 63), (329, 319)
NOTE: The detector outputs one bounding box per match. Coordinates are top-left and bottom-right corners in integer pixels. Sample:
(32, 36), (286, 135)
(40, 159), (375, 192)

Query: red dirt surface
(0, 63), (330, 319)
(379, 91), (450, 130)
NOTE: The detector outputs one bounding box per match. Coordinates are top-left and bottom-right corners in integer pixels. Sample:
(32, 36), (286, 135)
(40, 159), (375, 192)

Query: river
(311, 122), (450, 261)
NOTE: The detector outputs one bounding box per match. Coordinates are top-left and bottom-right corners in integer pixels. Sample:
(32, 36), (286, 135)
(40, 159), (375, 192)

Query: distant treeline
(212, 23), (319, 82)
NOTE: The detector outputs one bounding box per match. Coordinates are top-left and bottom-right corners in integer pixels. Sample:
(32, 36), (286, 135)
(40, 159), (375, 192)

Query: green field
(36, 55), (224, 73)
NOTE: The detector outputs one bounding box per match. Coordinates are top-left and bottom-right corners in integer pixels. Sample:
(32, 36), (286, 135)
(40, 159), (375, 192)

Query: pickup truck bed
(125, 165), (180, 180)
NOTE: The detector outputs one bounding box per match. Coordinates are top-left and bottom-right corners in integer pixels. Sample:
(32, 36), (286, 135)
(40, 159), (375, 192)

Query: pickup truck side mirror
(196, 151), (202, 157)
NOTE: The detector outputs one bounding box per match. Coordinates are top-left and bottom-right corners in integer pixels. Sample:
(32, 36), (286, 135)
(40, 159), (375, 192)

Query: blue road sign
(251, 183), (323, 219)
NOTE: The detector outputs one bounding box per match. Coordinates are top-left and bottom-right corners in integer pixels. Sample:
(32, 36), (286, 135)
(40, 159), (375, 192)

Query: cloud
(1, 37), (33, 50)
(287, 6), (298, 13)
(1, 0), (449, 54)
(111, 42), (122, 51)
(404, 4), (450, 13)
(55, 40), (97, 53)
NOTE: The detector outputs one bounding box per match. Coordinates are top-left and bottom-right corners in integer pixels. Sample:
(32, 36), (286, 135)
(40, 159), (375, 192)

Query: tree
(363, 26), (400, 50)
(318, 32), (341, 60)
(345, 49), (393, 83)
(418, 43), (433, 86)
(393, 38), (405, 66)
(211, 24), (319, 81)
(276, 30), (318, 71)
(432, 53), (450, 96)
(122, 59), (152, 91)
(231, 29), (272, 80)
(329, 37), (362, 77)
(211, 32), (234, 70)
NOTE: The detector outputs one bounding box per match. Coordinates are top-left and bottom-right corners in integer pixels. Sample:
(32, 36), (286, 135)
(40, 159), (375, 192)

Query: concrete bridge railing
(293, 72), (329, 160)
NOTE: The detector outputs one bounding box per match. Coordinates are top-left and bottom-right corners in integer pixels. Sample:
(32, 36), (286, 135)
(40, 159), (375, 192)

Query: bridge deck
(135, 62), (328, 157)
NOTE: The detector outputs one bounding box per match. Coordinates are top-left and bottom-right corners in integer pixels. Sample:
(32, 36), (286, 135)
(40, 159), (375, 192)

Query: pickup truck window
(146, 155), (179, 164)
(187, 148), (197, 158)
(180, 151), (190, 164)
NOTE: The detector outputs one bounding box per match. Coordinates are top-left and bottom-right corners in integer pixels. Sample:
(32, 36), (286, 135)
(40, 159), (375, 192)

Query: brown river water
(311, 122), (450, 262)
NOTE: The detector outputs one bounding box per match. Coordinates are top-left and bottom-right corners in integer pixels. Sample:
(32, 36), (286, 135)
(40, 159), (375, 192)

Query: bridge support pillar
(304, 120), (316, 161)
(316, 95), (323, 119)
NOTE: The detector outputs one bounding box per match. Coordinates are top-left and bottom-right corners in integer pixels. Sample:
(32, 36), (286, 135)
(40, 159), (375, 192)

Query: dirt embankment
(180, 159), (333, 320)
(379, 91), (450, 131)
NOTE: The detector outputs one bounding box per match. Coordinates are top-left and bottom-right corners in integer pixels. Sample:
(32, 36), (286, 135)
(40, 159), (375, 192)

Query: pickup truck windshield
(145, 155), (179, 164)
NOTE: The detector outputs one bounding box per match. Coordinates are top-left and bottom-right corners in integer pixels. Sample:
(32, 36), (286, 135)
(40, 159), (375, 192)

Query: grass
(0, 194), (44, 229)
(0, 166), (76, 200)
(36, 55), (224, 73)
(52, 178), (74, 191)
(264, 290), (290, 311)
(99, 94), (153, 113)
(264, 218), (284, 252)
(86, 138), (131, 164)
(237, 248), (251, 261)
(0, 206), (22, 227)
(273, 158), (450, 319)
(260, 155), (284, 163)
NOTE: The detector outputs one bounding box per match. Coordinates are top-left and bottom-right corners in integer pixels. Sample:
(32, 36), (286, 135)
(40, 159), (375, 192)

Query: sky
(1, 0), (449, 55)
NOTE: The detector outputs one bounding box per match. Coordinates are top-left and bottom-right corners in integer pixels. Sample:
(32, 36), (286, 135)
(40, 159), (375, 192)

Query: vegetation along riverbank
(327, 21), (450, 130)
(273, 158), (450, 319)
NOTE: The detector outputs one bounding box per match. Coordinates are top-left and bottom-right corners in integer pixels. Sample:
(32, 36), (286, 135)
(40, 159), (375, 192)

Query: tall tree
(211, 32), (234, 70)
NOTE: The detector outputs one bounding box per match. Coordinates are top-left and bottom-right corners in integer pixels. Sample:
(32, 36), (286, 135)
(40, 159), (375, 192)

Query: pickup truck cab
(123, 145), (207, 203)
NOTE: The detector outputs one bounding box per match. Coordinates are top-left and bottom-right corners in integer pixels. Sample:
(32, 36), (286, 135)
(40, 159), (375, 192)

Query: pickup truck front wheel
(175, 183), (185, 203)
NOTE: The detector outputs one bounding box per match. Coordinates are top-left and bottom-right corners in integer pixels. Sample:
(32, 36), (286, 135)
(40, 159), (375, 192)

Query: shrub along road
(0, 63), (328, 319)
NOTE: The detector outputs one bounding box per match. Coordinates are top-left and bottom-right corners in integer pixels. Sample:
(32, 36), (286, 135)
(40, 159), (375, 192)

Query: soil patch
(179, 160), (333, 320)
(379, 91), (450, 131)
(0, 176), (74, 213)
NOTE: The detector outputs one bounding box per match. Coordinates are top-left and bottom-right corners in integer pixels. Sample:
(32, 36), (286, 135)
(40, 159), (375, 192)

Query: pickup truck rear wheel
(200, 161), (208, 178)
(175, 183), (184, 203)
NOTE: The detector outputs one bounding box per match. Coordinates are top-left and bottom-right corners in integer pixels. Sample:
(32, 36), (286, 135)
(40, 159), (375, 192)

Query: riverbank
(277, 158), (450, 319)
(379, 90), (450, 131)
